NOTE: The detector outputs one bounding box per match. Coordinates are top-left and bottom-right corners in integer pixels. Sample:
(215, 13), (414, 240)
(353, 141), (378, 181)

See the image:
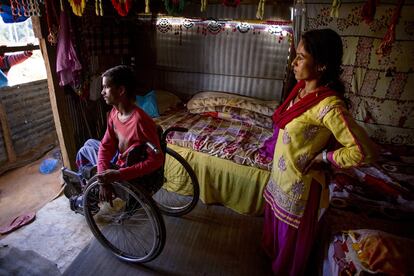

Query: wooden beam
(31, 17), (77, 169)
(0, 45), (40, 55)
(0, 102), (17, 163)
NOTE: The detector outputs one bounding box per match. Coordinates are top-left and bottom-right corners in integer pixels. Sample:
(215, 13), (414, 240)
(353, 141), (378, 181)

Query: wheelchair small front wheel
(83, 179), (166, 263)
(152, 147), (200, 217)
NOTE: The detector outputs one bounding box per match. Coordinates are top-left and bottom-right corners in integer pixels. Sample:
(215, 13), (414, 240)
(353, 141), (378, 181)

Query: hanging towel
(56, 11), (82, 87)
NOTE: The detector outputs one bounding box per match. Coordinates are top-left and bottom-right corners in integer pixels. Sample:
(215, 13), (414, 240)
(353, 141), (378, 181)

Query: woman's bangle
(322, 150), (329, 164)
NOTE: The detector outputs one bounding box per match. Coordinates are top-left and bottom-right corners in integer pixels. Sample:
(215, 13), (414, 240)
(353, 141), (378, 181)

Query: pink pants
(262, 181), (321, 276)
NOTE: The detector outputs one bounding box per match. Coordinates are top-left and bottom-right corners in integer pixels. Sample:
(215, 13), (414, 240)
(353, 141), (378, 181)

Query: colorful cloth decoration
(256, 0), (266, 19)
(0, 1), (28, 23)
(200, 0), (207, 12)
(163, 0), (186, 15)
(330, 0), (341, 18)
(68, 0), (86, 16)
(95, 0), (103, 16)
(145, 0), (150, 13)
(111, 0), (132, 16)
(376, 0), (404, 57)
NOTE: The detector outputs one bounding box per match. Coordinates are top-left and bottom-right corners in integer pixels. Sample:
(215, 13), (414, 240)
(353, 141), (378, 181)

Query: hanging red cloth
(361, 0), (378, 24)
(376, 0), (405, 56)
(111, 0), (133, 16)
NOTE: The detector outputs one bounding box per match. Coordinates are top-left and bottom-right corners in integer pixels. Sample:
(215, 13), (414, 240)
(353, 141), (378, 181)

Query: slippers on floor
(0, 212), (36, 235)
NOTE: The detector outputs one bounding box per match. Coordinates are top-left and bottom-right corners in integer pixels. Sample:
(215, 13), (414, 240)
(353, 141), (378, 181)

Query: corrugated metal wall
(155, 18), (293, 101)
(0, 80), (57, 165)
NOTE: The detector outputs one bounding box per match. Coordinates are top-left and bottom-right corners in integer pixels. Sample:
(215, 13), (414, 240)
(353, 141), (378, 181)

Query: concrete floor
(0, 195), (93, 273)
(0, 150), (92, 274)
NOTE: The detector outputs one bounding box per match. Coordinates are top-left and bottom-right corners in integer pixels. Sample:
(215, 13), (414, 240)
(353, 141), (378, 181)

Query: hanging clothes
(0, 0), (28, 23)
(56, 11), (82, 88)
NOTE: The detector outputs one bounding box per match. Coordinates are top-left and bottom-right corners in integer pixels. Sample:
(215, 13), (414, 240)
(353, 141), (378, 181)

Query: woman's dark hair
(102, 65), (136, 99)
(301, 28), (345, 94)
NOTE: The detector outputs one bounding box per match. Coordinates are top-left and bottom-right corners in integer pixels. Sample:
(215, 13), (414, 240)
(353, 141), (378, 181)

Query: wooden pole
(31, 16), (77, 169)
(0, 103), (17, 163)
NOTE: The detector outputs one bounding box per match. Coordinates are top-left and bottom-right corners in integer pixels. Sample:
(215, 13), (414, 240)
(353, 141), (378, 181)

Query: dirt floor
(0, 149), (63, 229)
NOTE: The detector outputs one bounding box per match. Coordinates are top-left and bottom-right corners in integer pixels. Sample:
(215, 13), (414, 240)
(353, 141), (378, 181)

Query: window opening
(0, 18), (46, 86)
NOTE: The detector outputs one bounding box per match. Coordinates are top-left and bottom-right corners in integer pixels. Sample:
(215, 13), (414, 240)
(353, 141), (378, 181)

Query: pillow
(190, 105), (273, 129)
(136, 90), (160, 118)
(156, 89), (182, 115)
(187, 91), (278, 117)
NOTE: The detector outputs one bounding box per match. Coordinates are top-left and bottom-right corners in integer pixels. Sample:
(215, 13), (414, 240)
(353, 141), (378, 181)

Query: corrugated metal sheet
(182, 3), (291, 21)
(155, 18), (292, 101)
(0, 80), (56, 161)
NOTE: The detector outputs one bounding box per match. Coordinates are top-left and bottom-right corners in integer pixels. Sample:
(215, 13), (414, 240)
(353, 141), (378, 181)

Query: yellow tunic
(264, 95), (377, 228)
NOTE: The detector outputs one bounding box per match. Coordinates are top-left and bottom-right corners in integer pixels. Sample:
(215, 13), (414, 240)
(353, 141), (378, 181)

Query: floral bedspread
(155, 110), (273, 171)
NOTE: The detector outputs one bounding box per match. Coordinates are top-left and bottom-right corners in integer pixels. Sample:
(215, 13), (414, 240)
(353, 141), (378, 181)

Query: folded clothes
(0, 212), (36, 235)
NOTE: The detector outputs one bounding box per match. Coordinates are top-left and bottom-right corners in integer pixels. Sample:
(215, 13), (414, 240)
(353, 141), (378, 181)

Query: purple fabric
(259, 127), (279, 159)
(75, 139), (100, 170)
(56, 11), (82, 87)
(262, 180), (321, 276)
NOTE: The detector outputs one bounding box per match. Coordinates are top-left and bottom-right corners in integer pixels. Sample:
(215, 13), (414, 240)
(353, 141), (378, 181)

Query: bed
(153, 90), (279, 215)
(320, 145), (414, 276)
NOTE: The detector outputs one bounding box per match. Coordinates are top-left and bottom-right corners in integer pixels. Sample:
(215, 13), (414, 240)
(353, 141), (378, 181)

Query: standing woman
(262, 28), (377, 275)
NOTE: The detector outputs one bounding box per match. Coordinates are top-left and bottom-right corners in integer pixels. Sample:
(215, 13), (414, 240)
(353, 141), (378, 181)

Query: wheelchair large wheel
(83, 177), (166, 263)
(152, 147), (199, 217)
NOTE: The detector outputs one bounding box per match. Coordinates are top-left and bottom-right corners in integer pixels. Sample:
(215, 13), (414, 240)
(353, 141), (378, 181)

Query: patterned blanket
(155, 110), (274, 171)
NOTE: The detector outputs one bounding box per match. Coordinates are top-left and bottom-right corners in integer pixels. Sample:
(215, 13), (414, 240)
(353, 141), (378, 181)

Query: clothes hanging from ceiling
(0, 0), (28, 23)
(56, 11), (82, 88)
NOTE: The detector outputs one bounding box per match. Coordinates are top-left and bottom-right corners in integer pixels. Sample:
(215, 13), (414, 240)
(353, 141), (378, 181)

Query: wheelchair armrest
(145, 142), (160, 154)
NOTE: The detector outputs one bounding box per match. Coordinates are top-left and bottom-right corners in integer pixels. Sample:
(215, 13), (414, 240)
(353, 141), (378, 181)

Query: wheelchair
(61, 127), (200, 263)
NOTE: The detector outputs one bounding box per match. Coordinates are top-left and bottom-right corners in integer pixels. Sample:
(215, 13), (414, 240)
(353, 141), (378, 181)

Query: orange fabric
(350, 230), (414, 276)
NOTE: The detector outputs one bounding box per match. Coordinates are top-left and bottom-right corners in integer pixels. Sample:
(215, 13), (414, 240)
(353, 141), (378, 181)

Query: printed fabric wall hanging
(111, 0), (132, 16)
(68, 0), (86, 16)
(163, 0), (186, 15)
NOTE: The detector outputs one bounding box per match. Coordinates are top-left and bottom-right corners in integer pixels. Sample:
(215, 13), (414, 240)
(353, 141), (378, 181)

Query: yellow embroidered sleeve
(322, 106), (378, 168)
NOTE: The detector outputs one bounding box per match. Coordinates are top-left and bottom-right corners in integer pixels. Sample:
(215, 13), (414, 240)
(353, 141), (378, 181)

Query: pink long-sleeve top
(97, 106), (164, 181)
(0, 51), (32, 74)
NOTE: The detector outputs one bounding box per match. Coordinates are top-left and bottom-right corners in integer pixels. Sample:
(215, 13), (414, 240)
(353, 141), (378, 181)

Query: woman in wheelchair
(67, 65), (164, 213)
